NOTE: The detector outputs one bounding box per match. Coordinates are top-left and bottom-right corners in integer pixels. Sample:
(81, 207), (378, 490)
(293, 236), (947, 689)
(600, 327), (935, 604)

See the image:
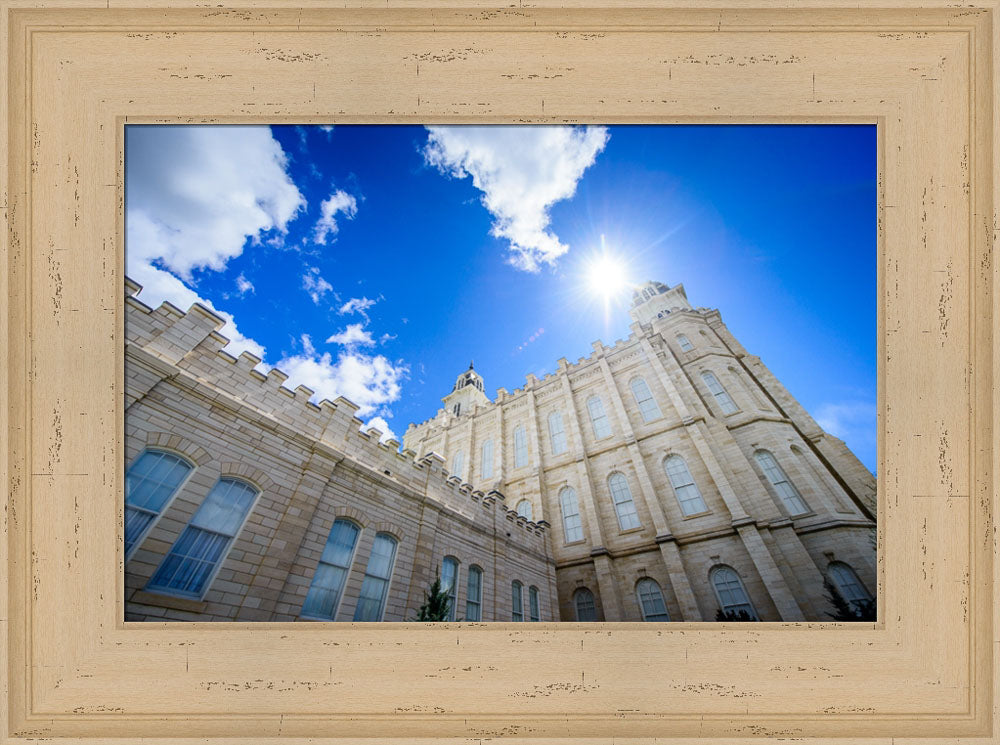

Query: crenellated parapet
(125, 279), (549, 551)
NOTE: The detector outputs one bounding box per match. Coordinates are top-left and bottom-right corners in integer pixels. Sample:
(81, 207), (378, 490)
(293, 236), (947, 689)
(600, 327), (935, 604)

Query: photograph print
(123, 124), (876, 623)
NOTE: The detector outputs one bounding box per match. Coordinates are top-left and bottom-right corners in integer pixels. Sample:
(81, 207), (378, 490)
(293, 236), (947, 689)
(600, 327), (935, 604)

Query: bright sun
(586, 254), (629, 299)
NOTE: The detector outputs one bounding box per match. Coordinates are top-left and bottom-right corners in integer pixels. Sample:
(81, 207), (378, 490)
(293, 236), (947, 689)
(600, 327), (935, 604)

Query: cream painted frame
(0, 0), (995, 742)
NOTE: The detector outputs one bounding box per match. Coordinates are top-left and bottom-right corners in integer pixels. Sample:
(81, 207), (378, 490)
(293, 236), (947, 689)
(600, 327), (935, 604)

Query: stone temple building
(124, 277), (876, 623)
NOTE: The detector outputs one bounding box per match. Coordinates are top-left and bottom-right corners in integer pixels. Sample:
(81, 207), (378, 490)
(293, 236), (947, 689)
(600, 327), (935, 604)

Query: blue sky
(125, 124), (876, 472)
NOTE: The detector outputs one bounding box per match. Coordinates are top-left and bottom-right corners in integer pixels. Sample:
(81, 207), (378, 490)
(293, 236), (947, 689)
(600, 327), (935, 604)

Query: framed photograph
(2, 1), (995, 742)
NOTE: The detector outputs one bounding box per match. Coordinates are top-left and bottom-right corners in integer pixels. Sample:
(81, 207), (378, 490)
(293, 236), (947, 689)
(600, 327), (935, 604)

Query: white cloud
(277, 335), (408, 419)
(235, 273), (255, 296)
(319, 125), (334, 134)
(364, 415), (398, 444)
(379, 332), (397, 344)
(339, 296), (377, 316)
(126, 125), (306, 358)
(302, 266), (335, 304)
(814, 399), (876, 457)
(126, 125), (305, 279)
(326, 323), (375, 347)
(313, 189), (358, 245)
(422, 125), (609, 272)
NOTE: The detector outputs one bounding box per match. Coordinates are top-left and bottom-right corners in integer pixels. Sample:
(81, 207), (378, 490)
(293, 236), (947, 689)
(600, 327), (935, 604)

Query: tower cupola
(441, 361), (490, 416)
(628, 279), (693, 324)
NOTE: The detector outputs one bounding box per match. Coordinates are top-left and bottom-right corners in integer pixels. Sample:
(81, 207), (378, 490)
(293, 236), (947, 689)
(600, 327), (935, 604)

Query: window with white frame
(515, 499), (533, 521)
(465, 565), (483, 621)
(636, 578), (670, 621)
(147, 477), (259, 598)
(664, 454), (709, 516)
(125, 449), (193, 558)
(711, 565), (758, 620)
(574, 587), (597, 621)
(608, 472), (641, 531)
(480, 439), (494, 480)
(701, 370), (739, 415)
(587, 395), (612, 439)
(559, 486), (584, 543)
(827, 561), (872, 611)
(511, 581), (524, 621)
(451, 450), (464, 479)
(548, 411), (567, 455)
(300, 519), (360, 620)
(513, 425), (529, 467)
(528, 585), (540, 621)
(676, 333), (693, 352)
(353, 533), (397, 621)
(440, 555), (459, 621)
(629, 376), (662, 423)
(754, 450), (809, 515)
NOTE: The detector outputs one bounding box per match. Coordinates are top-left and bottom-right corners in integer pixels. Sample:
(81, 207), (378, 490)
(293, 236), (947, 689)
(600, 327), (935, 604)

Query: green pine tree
(715, 608), (757, 622)
(823, 576), (876, 621)
(414, 574), (451, 621)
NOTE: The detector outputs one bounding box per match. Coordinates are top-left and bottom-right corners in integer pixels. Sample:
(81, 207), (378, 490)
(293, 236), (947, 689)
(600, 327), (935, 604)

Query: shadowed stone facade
(124, 277), (875, 623)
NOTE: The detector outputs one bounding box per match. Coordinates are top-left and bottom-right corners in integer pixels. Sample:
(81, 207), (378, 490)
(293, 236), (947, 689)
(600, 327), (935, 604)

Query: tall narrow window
(559, 486), (584, 543)
(353, 533), (397, 621)
(465, 565), (483, 621)
(125, 449), (193, 558)
(516, 499), (533, 520)
(629, 376), (662, 423)
(453, 403), (461, 416)
(147, 477), (259, 598)
(827, 561), (872, 611)
(711, 565), (758, 620)
(441, 556), (459, 621)
(480, 439), (494, 480)
(676, 333), (694, 352)
(701, 371), (739, 415)
(754, 450), (809, 515)
(300, 519), (360, 620)
(548, 411), (567, 455)
(574, 587), (597, 621)
(451, 450), (464, 479)
(513, 425), (528, 467)
(664, 455), (709, 516)
(528, 585), (540, 621)
(636, 578), (670, 621)
(511, 581), (524, 621)
(608, 472), (641, 531)
(587, 395), (612, 439)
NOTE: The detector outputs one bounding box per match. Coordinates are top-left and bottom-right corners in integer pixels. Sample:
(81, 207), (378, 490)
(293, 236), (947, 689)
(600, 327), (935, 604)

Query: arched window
(516, 499), (533, 521)
(301, 519), (361, 620)
(451, 450), (464, 479)
(636, 578), (670, 621)
(528, 585), (541, 621)
(664, 455), (708, 516)
(701, 371), (739, 415)
(630, 376), (662, 423)
(441, 556), (459, 622)
(353, 533), (397, 621)
(587, 395), (612, 439)
(754, 450), (809, 515)
(147, 477), (259, 598)
(125, 449), (193, 558)
(513, 425), (529, 468)
(676, 333), (693, 352)
(608, 472), (641, 531)
(465, 565), (483, 621)
(511, 581), (524, 621)
(548, 411), (567, 455)
(574, 587), (597, 621)
(480, 439), (494, 480)
(827, 561), (872, 611)
(559, 486), (584, 543)
(710, 565), (758, 620)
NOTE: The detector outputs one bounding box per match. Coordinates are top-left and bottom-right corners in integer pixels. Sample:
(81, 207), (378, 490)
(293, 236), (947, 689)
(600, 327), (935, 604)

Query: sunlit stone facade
(403, 280), (877, 621)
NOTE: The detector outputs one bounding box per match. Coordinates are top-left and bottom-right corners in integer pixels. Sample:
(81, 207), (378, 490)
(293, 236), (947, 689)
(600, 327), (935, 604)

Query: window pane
(587, 396), (611, 439)
(451, 451), (464, 478)
(664, 455), (708, 516)
(574, 588), (596, 621)
(511, 581), (524, 621)
(677, 334), (693, 352)
(701, 371), (738, 415)
(755, 451), (809, 515)
(466, 566), (483, 621)
(353, 534), (397, 621)
(442, 556), (458, 621)
(529, 586), (540, 621)
(480, 439), (493, 479)
(189, 478), (258, 536)
(301, 520), (360, 619)
(559, 487), (584, 543)
(630, 377), (662, 423)
(514, 426), (528, 467)
(712, 566), (757, 619)
(516, 500), (533, 520)
(636, 578), (670, 621)
(125, 450), (193, 552)
(124, 506), (156, 555)
(548, 412), (567, 455)
(609, 473), (641, 530)
(828, 562), (872, 609)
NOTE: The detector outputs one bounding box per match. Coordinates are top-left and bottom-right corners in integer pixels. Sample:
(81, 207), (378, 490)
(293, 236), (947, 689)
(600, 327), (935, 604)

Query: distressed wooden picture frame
(1, 0), (996, 742)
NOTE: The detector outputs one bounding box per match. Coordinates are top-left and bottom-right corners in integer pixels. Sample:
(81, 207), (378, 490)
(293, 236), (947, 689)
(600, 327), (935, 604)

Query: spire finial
(469, 360), (474, 370)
